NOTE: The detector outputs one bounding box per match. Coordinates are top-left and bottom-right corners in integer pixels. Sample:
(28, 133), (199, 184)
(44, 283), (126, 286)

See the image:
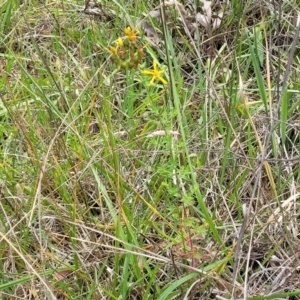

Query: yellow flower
(124, 26), (138, 43)
(141, 60), (168, 85)
(116, 37), (123, 47)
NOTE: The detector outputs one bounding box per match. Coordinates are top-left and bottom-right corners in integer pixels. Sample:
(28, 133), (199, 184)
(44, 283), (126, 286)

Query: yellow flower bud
(116, 38), (123, 47)
(109, 47), (117, 55)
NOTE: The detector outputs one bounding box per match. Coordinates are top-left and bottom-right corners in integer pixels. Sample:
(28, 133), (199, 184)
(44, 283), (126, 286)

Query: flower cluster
(108, 26), (167, 85)
(109, 27), (145, 70)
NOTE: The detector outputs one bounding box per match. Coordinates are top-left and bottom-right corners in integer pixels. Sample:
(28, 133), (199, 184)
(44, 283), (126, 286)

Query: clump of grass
(0, 0), (300, 299)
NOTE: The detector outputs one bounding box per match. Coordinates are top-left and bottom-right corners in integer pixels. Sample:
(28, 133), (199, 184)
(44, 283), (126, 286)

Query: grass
(0, 0), (300, 299)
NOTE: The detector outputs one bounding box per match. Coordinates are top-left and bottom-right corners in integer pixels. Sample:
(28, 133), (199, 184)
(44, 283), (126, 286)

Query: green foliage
(0, 0), (299, 298)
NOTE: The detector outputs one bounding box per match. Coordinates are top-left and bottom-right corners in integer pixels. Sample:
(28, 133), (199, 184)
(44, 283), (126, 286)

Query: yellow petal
(158, 77), (168, 84)
(141, 70), (154, 75)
